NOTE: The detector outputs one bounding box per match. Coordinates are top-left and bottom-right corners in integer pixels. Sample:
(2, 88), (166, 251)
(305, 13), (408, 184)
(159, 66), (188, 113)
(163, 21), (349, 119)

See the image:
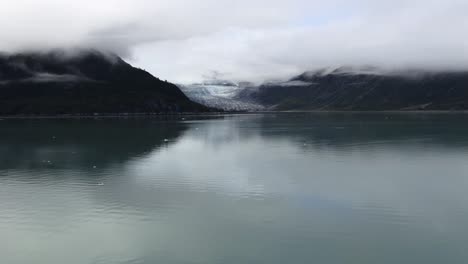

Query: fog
(1, 0), (467, 83)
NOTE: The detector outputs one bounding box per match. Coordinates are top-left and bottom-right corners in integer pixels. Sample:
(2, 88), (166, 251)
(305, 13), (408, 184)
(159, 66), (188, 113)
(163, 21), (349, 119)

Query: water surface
(1, 113), (468, 264)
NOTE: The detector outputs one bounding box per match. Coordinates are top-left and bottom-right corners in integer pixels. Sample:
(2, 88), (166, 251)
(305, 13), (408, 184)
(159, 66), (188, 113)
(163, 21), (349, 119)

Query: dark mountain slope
(236, 68), (468, 111)
(0, 50), (210, 115)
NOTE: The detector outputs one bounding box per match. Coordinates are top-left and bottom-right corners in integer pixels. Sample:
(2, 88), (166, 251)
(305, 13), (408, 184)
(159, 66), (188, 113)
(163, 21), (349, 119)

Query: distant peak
(195, 79), (239, 87)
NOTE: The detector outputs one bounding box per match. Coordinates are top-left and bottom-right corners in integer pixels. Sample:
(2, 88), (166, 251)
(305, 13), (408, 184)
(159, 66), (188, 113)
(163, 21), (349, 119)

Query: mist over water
(1, 113), (468, 263)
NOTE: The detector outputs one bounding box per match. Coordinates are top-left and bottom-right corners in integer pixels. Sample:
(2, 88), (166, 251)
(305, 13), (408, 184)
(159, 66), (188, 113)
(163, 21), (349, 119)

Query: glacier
(178, 82), (264, 111)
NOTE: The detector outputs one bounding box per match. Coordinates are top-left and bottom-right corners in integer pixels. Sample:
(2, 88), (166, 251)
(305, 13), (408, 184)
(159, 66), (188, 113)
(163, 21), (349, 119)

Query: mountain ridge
(234, 68), (468, 111)
(0, 50), (211, 115)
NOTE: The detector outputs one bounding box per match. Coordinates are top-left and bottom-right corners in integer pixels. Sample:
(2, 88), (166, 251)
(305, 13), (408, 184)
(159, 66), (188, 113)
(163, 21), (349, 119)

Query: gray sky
(1, 0), (467, 83)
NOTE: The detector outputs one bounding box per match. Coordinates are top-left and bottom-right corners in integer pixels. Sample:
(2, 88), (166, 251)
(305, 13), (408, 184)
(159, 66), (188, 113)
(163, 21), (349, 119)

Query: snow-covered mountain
(180, 66), (468, 111)
(179, 81), (264, 111)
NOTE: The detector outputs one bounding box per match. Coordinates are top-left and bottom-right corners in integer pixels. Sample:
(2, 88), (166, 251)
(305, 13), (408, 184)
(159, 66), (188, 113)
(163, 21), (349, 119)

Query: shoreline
(1, 110), (468, 119)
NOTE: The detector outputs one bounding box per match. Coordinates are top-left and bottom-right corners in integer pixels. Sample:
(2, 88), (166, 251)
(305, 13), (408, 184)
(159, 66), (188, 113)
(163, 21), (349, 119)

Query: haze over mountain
(1, 0), (467, 84)
(1, 0), (468, 113)
(0, 50), (209, 115)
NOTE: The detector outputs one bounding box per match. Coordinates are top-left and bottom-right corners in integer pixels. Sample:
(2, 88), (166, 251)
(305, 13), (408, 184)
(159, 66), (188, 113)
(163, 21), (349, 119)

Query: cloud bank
(1, 0), (467, 83)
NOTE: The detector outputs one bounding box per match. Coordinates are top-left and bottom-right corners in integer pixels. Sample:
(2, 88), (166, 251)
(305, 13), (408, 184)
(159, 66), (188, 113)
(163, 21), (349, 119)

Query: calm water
(1, 113), (468, 264)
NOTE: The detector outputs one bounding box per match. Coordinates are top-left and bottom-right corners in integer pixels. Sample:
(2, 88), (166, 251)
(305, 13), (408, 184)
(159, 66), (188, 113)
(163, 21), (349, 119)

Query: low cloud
(1, 0), (468, 83)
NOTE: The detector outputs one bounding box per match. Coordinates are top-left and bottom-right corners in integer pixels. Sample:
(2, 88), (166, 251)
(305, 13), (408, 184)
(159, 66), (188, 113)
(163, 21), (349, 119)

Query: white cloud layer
(1, 0), (467, 83)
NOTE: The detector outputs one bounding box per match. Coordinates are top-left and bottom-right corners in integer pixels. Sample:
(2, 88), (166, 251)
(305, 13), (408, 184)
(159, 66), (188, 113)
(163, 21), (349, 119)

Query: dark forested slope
(0, 50), (210, 115)
(236, 68), (468, 111)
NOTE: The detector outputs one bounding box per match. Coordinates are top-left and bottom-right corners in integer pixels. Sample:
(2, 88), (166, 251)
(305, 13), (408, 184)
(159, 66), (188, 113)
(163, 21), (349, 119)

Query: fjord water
(1, 113), (468, 264)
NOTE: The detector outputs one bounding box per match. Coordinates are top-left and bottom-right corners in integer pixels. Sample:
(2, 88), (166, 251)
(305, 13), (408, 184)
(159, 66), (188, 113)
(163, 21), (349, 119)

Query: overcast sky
(1, 0), (467, 83)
